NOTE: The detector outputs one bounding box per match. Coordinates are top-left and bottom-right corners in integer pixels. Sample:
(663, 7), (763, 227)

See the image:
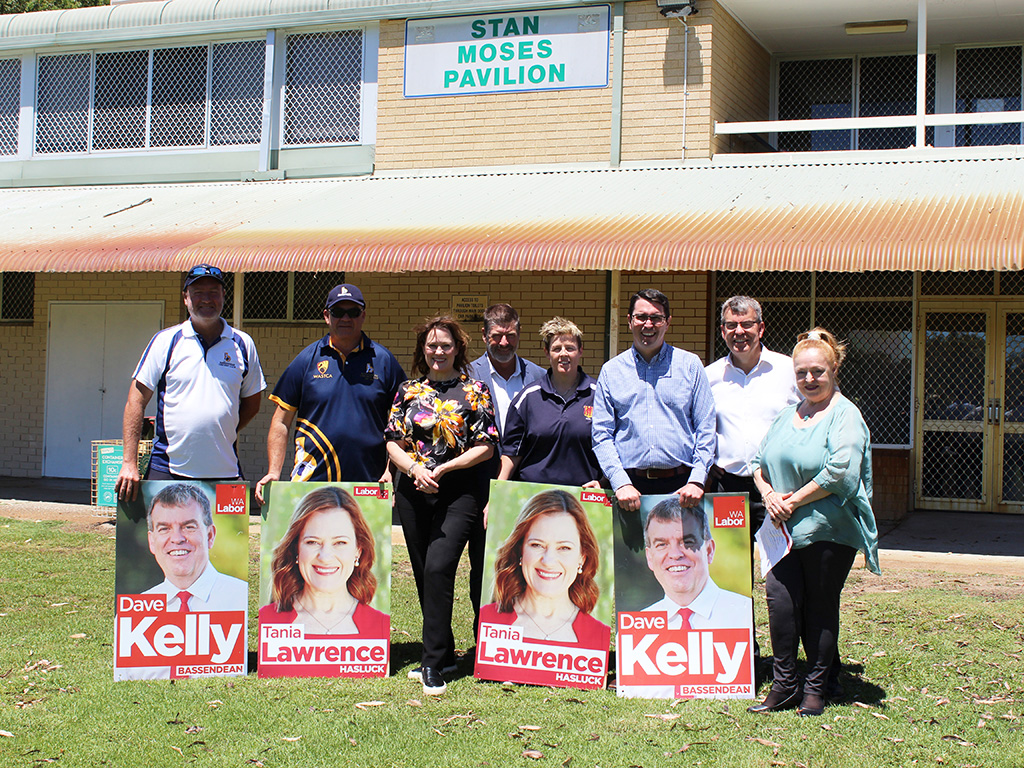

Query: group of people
(115, 264), (879, 710)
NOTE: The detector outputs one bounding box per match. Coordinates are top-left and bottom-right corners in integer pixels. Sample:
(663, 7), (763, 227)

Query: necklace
(517, 604), (579, 640)
(295, 598), (358, 634)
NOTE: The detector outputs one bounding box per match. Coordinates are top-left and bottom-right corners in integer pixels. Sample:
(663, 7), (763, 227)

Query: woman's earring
(354, 558), (360, 567)
(577, 563), (583, 574)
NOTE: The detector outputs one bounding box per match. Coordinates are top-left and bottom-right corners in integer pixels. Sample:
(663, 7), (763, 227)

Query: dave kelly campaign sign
(258, 482), (392, 679)
(474, 481), (614, 690)
(114, 482), (249, 680)
(614, 493), (754, 699)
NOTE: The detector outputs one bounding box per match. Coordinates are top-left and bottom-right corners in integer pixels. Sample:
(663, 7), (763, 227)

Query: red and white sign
(215, 484), (248, 515)
(259, 624), (389, 678)
(712, 495), (746, 528)
(475, 622), (607, 690)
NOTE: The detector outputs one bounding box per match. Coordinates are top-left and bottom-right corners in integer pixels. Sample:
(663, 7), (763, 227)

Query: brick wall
(873, 448), (911, 522)
(708, 0), (770, 156)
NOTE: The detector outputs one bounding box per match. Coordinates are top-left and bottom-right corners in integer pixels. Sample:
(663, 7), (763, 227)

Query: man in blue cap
(116, 264), (266, 500)
(256, 283), (405, 501)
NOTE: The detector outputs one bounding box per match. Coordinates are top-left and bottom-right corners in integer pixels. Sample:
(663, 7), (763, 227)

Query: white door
(44, 302), (164, 478)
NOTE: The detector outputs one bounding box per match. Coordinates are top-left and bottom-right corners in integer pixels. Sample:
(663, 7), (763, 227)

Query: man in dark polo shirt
(255, 284), (405, 503)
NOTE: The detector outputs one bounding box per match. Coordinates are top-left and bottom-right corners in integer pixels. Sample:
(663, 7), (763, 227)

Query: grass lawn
(1, 514), (1021, 767)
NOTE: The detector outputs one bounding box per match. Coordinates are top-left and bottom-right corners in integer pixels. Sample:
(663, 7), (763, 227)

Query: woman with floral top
(386, 315), (498, 696)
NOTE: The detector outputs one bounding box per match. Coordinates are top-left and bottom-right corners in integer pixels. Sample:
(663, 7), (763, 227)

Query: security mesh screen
(211, 40), (264, 146)
(284, 30), (362, 145)
(921, 270), (995, 295)
(0, 58), (19, 156)
(715, 271), (913, 446)
(956, 45), (1023, 147)
(36, 54), (90, 154)
(1002, 313), (1024, 501)
(244, 272), (288, 320)
(1, 272), (34, 321)
(999, 271), (1024, 295)
(859, 54), (935, 150)
(294, 272), (347, 320)
(235, 271), (348, 321)
(151, 46), (207, 147)
(93, 50), (148, 151)
(920, 312), (987, 500)
(777, 58), (852, 151)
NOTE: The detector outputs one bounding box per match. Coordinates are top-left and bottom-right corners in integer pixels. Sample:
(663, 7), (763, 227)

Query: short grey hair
(720, 295), (763, 325)
(147, 483), (213, 530)
(643, 497), (711, 547)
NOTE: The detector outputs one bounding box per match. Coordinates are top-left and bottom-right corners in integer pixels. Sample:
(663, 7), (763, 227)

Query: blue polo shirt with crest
(269, 333), (405, 482)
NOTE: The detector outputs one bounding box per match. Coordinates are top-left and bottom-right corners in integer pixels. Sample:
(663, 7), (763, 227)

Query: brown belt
(626, 465), (689, 480)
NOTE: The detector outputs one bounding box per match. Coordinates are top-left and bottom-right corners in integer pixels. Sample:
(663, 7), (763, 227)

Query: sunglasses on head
(329, 305), (363, 319)
(186, 265), (224, 281)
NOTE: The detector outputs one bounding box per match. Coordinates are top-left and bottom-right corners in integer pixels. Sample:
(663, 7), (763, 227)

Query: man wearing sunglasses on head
(255, 284), (405, 503)
(116, 264), (267, 500)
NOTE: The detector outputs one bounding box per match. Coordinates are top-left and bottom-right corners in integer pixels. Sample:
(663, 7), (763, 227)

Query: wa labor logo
(712, 495), (746, 528)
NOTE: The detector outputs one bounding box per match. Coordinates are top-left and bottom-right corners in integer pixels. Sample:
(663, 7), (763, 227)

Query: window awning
(2, 156), (1022, 274)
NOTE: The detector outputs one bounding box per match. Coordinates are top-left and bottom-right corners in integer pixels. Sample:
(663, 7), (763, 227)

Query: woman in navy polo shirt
(498, 317), (604, 488)
(385, 316), (498, 696)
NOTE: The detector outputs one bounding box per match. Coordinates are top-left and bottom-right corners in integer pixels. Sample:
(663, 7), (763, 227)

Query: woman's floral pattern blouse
(386, 374), (498, 469)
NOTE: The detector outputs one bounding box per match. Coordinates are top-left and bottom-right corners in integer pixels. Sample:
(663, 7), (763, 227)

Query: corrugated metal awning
(2, 157), (1022, 274)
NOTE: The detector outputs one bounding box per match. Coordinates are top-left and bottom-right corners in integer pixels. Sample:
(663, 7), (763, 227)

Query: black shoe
(747, 688), (800, 714)
(421, 666), (447, 695)
(407, 663), (457, 681)
(797, 693), (825, 717)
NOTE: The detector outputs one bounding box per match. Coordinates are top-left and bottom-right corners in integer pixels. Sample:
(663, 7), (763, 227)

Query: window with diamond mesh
(225, 271), (347, 322)
(714, 271), (913, 446)
(1, 272), (34, 321)
(777, 54), (935, 151)
(152, 46), (207, 148)
(284, 30), (362, 145)
(34, 41), (265, 155)
(211, 40), (265, 146)
(36, 54), (90, 154)
(0, 58), (19, 156)
(956, 45), (1023, 146)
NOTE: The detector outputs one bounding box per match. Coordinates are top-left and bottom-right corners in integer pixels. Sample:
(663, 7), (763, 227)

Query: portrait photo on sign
(113, 481), (249, 680)
(258, 481), (391, 678)
(474, 480), (613, 690)
(613, 492), (754, 699)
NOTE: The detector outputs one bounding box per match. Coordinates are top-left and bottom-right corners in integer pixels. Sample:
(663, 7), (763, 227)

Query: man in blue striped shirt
(592, 289), (717, 518)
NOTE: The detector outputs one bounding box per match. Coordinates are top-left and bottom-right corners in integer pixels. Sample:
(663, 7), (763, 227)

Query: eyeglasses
(425, 342), (454, 353)
(329, 305), (363, 319)
(795, 367), (828, 380)
(723, 320), (758, 331)
(185, 265), (224, 281)
(631, 313), (666, 326)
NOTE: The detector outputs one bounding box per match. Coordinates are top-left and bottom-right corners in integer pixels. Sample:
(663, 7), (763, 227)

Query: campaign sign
(474, 481), (614, 690)
(258, 482), (392, 678)
(114, 481), (249, 680)
(614, 493), (754, 699)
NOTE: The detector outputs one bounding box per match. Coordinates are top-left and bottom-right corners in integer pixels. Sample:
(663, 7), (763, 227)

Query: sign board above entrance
(404, 6), (611, 97)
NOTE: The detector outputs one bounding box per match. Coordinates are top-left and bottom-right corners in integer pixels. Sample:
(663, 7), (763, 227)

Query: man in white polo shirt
(116, 264), (266, 500)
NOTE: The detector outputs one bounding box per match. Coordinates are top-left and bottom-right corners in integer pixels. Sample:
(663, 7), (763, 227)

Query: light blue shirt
(592, 343), (717, 491)
(752, 394), (880, 574)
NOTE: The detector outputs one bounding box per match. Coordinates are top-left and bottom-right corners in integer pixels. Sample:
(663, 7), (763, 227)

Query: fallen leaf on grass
(207, 700), (222, 709)
(747, 737), (781, 748)
(354, 701), (385, 710)
(587, 734), (599, 742)
(885, 737), (904, 743)
(645, 714), (681, 721)
(184, 726), (202, 735)
(561, 758), (572, 767)
(349, 738), (357, 746)
(50, 603), (68, 607)
(171, 746), (183, 755)
(852, 702), (872, 709)
(871, 713), (890, 720)
(281, 737), (301, 743)
(69, 634), (86, 639)
(872, 651), (887, 657)
(941, 734), (976, 747)
(935, 698), (950, 706)
(519, 725), (541, 731)
(406, 699), (422, 707)
(0, 730), (13, 738)
(522, 750), (543, 760)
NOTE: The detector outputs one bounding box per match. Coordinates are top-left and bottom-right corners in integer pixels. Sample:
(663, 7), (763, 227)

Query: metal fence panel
(0, 58), (19, 156)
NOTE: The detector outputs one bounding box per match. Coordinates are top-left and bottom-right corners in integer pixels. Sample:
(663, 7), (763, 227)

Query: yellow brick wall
(708, 0), (770, 156)
(619, 2), (712, 162)
(374, 18), (614, 170)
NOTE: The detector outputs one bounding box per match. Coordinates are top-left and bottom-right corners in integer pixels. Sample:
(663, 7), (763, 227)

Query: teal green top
(752, 394), (880, 574)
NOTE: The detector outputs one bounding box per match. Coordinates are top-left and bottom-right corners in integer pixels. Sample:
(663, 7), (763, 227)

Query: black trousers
(765, 540), (856, 697)
(395, 468), (485, 669)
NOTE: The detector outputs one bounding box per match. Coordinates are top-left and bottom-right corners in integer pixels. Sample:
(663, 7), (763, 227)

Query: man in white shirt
(704, 296), (799, 667)
(115, 483), (247, 680)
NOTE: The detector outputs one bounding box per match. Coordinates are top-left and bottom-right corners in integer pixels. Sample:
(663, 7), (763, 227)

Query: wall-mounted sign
(404, 6), (611, 98)
(452, 295), (487, 325)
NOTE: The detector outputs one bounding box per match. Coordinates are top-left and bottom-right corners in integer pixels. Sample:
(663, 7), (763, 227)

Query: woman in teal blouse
(748, 328), (879, 717)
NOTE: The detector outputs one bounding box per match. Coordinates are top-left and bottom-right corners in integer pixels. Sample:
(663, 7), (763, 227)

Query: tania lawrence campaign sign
(114, 481), (249, 680)
(257, 482), (392, 679)
(613, 493), (755, 699)
(474, 481), (614, 691)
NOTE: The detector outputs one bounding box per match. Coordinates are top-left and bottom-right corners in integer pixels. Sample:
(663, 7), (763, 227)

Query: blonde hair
(539, 317), (583, 350)
(793, 327), (846, 371)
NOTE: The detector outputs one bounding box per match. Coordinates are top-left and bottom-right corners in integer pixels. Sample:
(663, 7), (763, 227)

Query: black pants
(395, 469), (485, 669)
(765, 540), (856, 697)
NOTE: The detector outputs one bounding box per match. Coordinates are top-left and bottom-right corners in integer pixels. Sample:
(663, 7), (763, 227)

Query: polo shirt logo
(362, 363), (375, 382)
(218, 352), (237, 369)
(314, 359), (333, 379)
(583, 405), (593, 420)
